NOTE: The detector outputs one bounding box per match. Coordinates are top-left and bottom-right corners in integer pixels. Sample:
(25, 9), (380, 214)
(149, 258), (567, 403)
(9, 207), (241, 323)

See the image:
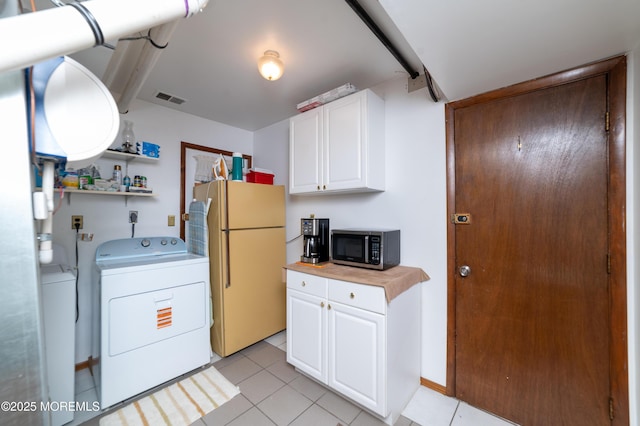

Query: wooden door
(446, 57), (628, 425)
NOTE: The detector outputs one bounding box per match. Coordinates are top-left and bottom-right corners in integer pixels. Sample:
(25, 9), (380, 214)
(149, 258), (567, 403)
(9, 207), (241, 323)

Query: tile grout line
(449, 400), (461, 426)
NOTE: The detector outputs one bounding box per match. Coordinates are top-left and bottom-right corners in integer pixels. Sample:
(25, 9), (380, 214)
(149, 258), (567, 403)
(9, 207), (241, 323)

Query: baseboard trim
(75, 356), (96, 375)
(420, 377), (447, 395)
(75, 359), (90, 371)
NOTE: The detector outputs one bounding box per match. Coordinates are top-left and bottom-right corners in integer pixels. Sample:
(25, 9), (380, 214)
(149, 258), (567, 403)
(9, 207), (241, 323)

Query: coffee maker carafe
(301, 218), (329, 264)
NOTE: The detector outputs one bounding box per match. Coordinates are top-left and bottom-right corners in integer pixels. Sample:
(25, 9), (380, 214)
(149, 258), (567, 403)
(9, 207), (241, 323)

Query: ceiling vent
(154, 91), (186, 105)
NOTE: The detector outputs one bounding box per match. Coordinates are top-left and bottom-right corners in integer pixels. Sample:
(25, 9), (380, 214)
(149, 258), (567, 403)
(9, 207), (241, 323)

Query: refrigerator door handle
(224, 181), (231, 288)
(224, 229), (231, 288)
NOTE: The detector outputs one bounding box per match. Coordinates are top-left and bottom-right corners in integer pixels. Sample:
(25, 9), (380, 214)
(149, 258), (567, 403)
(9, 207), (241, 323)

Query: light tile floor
(70, 332), (518, 426)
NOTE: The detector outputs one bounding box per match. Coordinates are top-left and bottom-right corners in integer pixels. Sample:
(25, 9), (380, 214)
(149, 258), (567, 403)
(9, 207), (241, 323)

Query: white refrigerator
(194, 180), (286, 356)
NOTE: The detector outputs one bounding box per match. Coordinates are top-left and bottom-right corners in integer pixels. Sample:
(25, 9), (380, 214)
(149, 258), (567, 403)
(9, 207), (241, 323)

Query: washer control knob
(161, 239), (167, 245)
(171, 239), (178, 245)
(141, 239), (151, 247)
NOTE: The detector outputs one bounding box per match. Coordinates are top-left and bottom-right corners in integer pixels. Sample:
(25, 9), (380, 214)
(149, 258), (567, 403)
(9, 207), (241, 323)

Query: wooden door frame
(179, 141), (252, 240)
(445, 56), (628, 424)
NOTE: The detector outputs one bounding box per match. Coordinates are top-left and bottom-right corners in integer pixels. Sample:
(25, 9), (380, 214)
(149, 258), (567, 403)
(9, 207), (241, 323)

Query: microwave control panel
(369, 236), (381, 264)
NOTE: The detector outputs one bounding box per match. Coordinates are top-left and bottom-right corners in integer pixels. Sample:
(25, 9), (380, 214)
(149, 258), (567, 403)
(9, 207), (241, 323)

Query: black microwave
(331, 229), (400, 270)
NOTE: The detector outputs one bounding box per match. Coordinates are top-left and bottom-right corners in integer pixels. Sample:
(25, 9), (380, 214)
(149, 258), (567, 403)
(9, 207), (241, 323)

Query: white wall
(51, 99), (253, 363)
(254, 76), (449, 385)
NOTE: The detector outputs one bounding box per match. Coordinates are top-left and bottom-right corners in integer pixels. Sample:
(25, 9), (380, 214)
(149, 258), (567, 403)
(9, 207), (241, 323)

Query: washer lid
(40, 264), (76, 284)
(96, 253), (207, 273)
(96, 237), (187, 262)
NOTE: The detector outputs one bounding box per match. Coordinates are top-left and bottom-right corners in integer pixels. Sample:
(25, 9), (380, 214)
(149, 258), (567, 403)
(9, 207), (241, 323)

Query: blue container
(231, 153), (243, 181)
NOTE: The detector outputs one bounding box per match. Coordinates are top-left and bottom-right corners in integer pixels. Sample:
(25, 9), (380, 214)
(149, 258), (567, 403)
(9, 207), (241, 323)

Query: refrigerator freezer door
(214, 227), (286, 356)
(225, 181), (285, 229)
(193, 180), (285, 230)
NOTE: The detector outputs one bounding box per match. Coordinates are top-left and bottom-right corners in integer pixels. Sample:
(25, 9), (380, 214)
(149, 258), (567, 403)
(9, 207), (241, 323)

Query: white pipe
(38, 161), (55, 264)
(101, 38), (130, 89)
(114, 20), (180, 113)
(0, 0), (210, 73)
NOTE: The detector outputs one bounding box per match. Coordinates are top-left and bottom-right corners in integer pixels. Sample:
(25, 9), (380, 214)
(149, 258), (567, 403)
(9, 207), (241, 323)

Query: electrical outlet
(168, 215), (176, 227)
(71, 215), (83, 230)
(129, 211), (138, 224)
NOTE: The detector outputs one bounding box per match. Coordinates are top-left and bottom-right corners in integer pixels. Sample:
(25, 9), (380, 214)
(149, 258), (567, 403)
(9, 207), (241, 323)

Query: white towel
(188, 200), (208, 256)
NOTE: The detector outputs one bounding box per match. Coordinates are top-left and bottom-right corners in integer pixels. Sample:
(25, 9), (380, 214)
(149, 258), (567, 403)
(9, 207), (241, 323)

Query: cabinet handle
(301, 281), (306, 287)
(322, 185), (326, 190)
(327, 304), (331, 310)
(320, 302), (325, 308)
(350, 292), (355, 299)
(317, 185), (320, 190)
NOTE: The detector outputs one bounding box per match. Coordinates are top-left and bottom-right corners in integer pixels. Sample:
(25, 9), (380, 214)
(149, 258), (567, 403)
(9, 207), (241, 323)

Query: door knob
(459, 265), (471, 277)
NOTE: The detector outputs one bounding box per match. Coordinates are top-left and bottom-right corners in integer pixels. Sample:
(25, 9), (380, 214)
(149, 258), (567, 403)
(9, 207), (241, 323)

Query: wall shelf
(45, 150), (158, 205)
(56, 188), (155, 205)
(62, 188), (155, 197)
(102, 150), (159, 163)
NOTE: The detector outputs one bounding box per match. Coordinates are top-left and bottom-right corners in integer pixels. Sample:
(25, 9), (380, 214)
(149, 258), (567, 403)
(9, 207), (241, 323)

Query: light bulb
(258, 50), (284, 81)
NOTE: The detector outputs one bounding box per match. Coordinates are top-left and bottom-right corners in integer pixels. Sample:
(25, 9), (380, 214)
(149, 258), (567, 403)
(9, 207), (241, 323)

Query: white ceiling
(64, 0), (640, 132)
(381, 0), (640, 102)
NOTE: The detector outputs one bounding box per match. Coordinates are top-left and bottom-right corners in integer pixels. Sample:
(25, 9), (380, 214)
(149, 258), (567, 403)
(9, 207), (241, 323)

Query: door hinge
(609, 397), (614, 420)
(605, 111), (610, 132)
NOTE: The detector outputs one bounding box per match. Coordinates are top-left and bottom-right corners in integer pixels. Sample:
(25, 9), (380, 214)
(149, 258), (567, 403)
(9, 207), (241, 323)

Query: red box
(246, 171), (274, 184)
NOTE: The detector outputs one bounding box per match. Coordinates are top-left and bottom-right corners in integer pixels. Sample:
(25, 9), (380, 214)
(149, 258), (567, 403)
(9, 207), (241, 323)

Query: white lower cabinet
(328, 299), (385, 413)
(286, 269), (420, 425)
(287, 278), (327, 383)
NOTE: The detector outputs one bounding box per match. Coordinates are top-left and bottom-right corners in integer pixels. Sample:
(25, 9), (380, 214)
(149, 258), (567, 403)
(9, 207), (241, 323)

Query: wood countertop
(284, 262), (430, 303)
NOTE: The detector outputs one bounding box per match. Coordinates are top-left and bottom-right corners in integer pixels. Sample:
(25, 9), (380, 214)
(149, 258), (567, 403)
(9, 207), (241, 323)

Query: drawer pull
(328, 304), (332, 310)
(301, 281), (306, 287)
(320, 302), (325, 308)
(350, 292), (355, 299)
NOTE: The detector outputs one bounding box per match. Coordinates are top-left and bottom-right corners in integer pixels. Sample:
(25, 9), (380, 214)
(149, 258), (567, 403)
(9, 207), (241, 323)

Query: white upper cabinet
(289, 107), (323, 194)
(289, 89), (385, 194)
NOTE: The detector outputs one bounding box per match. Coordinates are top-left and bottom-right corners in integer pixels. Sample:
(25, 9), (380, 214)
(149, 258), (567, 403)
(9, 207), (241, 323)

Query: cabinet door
(328, 301), (386, 415)
(287, 289), (327, 383)
(323, 92), (366, 191)
(289, 108), (322, 193)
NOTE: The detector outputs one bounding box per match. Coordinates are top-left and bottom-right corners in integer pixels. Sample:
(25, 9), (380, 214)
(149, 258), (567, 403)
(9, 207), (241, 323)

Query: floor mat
(99, 366), (240, 426)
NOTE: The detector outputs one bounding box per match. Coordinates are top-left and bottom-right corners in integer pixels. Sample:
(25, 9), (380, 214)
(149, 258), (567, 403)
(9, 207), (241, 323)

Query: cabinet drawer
(287, 270), (327, 298)
(329, 279), (386, 314)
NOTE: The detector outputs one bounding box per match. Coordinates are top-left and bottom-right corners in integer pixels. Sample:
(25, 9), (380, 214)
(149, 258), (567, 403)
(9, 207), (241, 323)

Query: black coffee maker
(300, 217), (330, 264)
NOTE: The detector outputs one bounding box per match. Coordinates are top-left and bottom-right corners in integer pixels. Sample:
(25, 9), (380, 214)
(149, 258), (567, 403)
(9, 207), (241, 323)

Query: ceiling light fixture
(257, 50), (284, 81)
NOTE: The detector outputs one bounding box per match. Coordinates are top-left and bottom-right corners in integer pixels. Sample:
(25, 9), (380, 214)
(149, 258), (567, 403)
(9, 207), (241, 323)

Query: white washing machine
(94, 237), (210, 409)
(40, 245), (76, 426)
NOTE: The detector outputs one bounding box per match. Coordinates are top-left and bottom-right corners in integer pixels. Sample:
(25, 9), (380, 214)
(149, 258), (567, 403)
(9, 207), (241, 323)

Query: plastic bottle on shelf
(123, 174), (131, 191)
(113, 165), (122, 185)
